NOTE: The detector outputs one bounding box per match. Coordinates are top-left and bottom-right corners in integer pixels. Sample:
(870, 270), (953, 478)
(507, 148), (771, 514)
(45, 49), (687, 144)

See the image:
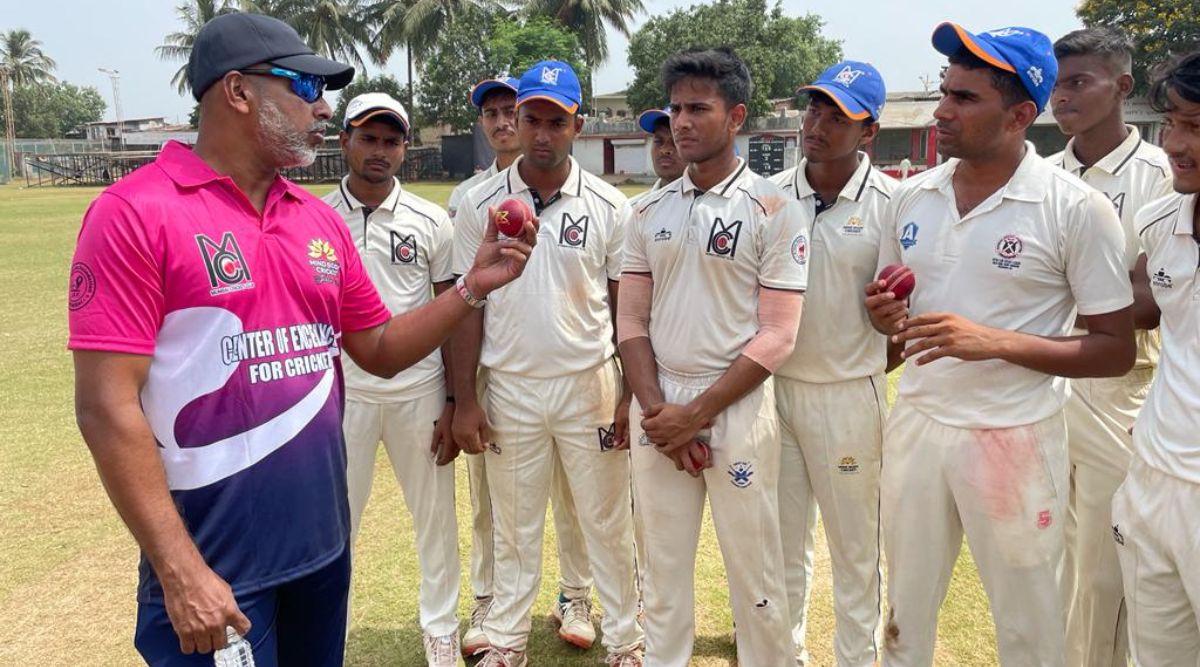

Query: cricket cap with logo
(637, 107), (671, 133)
(932, 22), (1058, 113)
(187, 12), (355, 102)
(470, 76), (520, 109)
(343, 92), (410, 134)
(799, 60), (887, 121)
(516, 60), (582, 114)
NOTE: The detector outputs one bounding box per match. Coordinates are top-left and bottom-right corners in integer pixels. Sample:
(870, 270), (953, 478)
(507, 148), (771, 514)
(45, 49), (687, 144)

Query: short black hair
(946, 49), (1033, 109)
(662, 47), (752, 109)
(1149, 50), (1200, 112)
(479, 87), (516, 110)
(1054, 28), (1133, 76)
(652, 116), (670, 132)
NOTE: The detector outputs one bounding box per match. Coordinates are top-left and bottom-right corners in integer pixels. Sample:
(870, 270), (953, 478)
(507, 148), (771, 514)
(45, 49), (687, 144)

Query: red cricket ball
(495, 198), (533, 237)
(688, 440), (711, 471)
(877, 263), (916, 301)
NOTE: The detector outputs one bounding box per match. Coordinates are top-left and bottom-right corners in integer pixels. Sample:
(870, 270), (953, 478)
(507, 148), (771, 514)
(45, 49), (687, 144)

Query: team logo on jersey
(654, 228), (672, 242)
(1026, 65), (1044, 88)
(992, 234), (1024, 271)
(837, 456), (859, 474)
(728, 461), (754, 488)
(638, 432), (652, 447)
(196, 232), (255, 296)
(1112, 524), (1125, 546)
(598, 424), (616, 451)
(68, 262), (97, 311)
(899, 222), (919, 249)
(833, 65), (864, 87)
(791, 233), (808, 265)
(1152, 268), (1173, 289)
(391, 231), (418, 264)
(1108, 192), (1126, 218)
(706, 218), (743, 259)
(559, 212), (589, 248)
(307, 238), (341, 285)
(842, 216), (864, 235)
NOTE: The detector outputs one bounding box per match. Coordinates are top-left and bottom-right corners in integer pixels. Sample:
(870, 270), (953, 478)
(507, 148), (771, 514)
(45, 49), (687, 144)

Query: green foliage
(0, 82), (105, 138)
(0, 29), (57, 88)
(332, 73), (409, 125)
(625, 0), (841, 118)
(1077, 0), (1200, 93)
(521, 0), (644, 67)
(156, 0), (238, 95)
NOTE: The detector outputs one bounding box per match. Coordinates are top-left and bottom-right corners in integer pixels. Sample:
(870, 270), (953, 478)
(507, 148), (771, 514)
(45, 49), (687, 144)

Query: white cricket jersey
(322, 177), (454, 401)
(624, 159), (812, 376)
(628, 177), (671, 209)
(452, 156), (629, 378)
(1049, 126), (1173, 370)
(1134, 193), (1200, 484)
(879, 143), (1133, 429)
(448, 160), (499, 220)
(770, 154), (897, 382)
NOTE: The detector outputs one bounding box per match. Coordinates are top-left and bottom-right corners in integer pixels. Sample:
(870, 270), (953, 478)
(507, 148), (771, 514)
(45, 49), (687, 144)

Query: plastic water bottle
(213, 626), (255, 667)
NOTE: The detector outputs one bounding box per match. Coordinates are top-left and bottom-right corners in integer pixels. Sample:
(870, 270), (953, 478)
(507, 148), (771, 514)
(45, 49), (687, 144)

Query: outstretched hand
(464, 207), (539, 298)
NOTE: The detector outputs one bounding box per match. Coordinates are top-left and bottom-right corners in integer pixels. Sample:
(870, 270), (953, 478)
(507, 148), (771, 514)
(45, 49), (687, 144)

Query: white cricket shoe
(551, 593), (596, 649)
(476, 647), (527, 667)
(423, 633), (460, 667)
(605, 642), (645, 666)
(462, 596), (492, 656)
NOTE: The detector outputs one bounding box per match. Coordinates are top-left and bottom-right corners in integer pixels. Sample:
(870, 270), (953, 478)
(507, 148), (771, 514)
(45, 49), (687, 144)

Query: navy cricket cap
(516, 60), (582, 114)
(799, 61), (887, 121)
(470, 77), (520, 109)
(637, 108), (670, 133)
(932, 22), (1058, 113)
(187, 13), (355, 101)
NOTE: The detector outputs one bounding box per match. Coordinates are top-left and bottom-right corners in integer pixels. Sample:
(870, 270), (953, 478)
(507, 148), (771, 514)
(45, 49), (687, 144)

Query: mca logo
(1152, 268), (1173, 289)
(559, 212), (589, 248)
(540, 66), (561, 85)
(391, 232), (418, 264)
(196, 232), (255, 296)
(728, 461), (754, 488)
(987, 28), (1026, 38)
(598, 424), (616, 451)
(308, 239), (337, 262)
(833, 65), (865, 87)
(1108, 192), (1126, 218)
(900, 222), (919, 250)
(706, 217), (743, 259)
(1027, 65), (1044, 87)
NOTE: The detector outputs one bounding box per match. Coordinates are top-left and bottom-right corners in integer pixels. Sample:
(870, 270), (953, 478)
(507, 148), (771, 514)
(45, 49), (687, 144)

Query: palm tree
(156, 0), (237, 95)
(244, 0), (371, 71)
(523, 0), (643, 66)
(0, 29), (57, 88)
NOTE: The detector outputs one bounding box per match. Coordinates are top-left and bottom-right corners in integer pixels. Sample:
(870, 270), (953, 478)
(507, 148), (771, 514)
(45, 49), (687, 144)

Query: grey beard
(257, 99), (323, 168)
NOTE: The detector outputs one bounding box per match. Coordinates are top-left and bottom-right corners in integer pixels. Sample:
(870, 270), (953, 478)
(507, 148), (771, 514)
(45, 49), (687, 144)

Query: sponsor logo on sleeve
(68, 262), (97, 310)
(899, 222), (919, 250)
(1152, 268), (1173, 289)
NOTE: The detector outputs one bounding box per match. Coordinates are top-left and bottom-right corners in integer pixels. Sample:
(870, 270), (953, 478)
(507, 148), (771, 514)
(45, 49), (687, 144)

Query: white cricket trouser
(881, 399), (1068, 667)
(1113, 457), (1200, 667)
(480, 359), (641, 651)
(343, 390), (459, 637)
(777, 374), (886, 667)
(1063, 368), (1152, 667)
(630, 368), (792, 667)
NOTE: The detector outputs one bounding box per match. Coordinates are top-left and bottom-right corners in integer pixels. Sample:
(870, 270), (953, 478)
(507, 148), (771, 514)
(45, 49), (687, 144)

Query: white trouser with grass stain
(343, 390), (460, 637)
(1063, 368), (1153, 667)
(631, 367), (792, 667)
(1113, 456), (1200, 667)
(881, 399), (1068, 667)
(777, 374), (886, 667)
(480, 358), (642, 652)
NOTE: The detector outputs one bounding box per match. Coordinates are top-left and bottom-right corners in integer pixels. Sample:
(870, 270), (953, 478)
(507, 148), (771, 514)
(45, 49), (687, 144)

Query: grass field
(0, 180), (999, 666)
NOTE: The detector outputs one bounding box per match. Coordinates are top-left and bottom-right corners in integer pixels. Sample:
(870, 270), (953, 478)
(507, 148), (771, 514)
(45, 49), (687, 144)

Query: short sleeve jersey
(67, 142), (390, 602)
(877, 144), (1132, 429)
(447, 161), (498, 220)
(452, 156), (629, 377)
(322, 177), (453, 402)
(1134, 193), (1200, 484)
(770, 154), (897, 382)
(1049, 126), (1173, 370)
(624, 160), (812, 375)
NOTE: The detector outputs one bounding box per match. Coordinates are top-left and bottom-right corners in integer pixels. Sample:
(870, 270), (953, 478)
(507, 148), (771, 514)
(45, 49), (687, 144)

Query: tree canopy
(1078, 0), (1200, 93)
(0, 82), (105, 138)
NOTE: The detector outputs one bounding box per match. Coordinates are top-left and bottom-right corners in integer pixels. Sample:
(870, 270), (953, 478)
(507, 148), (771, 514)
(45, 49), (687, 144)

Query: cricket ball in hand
(495, 198), (533, 237)
(877, 263), (916, 300)
(688, 440), (711, 470)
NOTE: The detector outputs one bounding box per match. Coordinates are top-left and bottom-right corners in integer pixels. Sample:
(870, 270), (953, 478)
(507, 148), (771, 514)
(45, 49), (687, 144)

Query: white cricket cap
(343, 92), (410, 134)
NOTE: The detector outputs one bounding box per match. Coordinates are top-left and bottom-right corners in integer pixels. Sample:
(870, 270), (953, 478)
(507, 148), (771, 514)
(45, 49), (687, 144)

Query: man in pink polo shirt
(67, 14), (535, 667)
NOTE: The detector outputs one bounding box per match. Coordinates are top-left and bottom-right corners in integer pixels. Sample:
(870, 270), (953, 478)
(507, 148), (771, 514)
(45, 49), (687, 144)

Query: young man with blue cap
(635, 107), (686, 193)
(450, 60), (643, 667)
(865, 23), (1136, 666)
(449, 74), (600, 660)
(768, 59), (898, 667)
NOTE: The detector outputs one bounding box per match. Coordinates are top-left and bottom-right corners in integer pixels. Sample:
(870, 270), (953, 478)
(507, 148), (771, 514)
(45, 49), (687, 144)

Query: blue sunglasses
(239, 66), (326, 103)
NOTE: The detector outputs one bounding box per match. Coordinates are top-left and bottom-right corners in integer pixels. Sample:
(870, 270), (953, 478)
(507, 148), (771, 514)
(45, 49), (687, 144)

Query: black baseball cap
(187, 13), (355, 101)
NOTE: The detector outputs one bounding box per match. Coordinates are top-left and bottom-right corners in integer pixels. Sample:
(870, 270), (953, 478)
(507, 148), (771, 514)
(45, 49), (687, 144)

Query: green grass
(0, 180), (998, 666)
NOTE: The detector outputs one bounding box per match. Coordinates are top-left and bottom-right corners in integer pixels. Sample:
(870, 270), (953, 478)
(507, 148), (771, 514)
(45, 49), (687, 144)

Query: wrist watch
(455, 274), (486, 309)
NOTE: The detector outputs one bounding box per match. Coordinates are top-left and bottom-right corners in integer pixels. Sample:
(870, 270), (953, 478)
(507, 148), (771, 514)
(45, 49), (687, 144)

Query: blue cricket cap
(799, 60), (887, 121)
(516, 60), (582, 114)
(932, 22), (1058, 113)
(637, 107), (670, 134)
(470, 76), (519, 109)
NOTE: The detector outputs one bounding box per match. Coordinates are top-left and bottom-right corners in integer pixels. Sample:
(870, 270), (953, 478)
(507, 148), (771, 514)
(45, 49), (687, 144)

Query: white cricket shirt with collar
(770, 153), (898, 382)
(1134, 192), (1200, 484)
(452, 155), (630, 378)
(878, 143), (1133, 429)
(322, 176), (454, 401)
(1049, 126), (1173, 370)
(623, 159), (812, 376)
(628, 177), (672, 209)
(447, 160), (499, 220)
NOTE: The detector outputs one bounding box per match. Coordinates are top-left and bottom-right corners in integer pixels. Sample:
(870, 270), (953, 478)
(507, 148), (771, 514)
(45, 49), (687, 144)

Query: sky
(5, 0), (1083, 124)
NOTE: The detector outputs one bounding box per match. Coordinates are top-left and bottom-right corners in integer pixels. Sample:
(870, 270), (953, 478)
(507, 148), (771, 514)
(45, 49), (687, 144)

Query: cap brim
(637, 110), (669, 133)
(799, 84), (874, 121)
(271, 53), (356, 90)
(516, 92), (579, 114)
(931, 22), (1015, 73)
(348, 109), (409, 133)
(471, 80), (518, 108)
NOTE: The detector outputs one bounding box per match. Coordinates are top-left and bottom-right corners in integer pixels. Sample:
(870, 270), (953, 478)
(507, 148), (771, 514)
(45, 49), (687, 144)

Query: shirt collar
(506, 156), (583, 198)
(1062, 125), (1143, 176)
(681, 158), (749, 198)
(793, 152), (874, 203)
(920, 141), (1047, 203)
(1173, 193), (1198, 236)
(156, 140), (305, 202)
(337, 175), (401, 213)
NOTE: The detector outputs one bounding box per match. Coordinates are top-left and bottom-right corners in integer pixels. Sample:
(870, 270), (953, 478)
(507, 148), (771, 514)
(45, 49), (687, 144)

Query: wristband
(455, 275), (486, 309)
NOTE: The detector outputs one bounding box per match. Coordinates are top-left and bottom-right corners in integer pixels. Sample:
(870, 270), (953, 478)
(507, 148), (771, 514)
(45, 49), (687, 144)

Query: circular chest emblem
(397, 245), (415, 262)
(996, 234), (1023, 259)
(68, 262), (96, 311)
(790, 235), (808, 265)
